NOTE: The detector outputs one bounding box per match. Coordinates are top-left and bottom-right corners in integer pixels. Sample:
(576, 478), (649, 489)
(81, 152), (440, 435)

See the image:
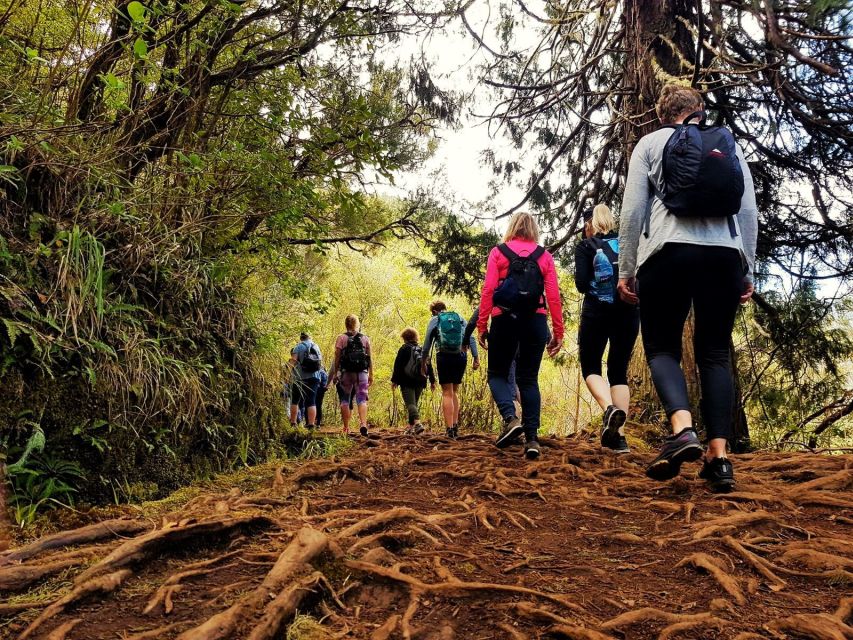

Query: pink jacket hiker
(477, 239), (564, 341)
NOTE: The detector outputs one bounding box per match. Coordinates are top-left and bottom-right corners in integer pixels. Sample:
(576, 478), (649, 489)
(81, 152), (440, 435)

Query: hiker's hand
(478, 331), (488, 350)
(740, 279), (754, 304)
(618, 278), (639, 305)
(546, 336), (564, 357)
(368, 374), (373, 386)
(392, 383), (397, 390)
(430, 382), (437, 391)
(472, 357), (480, 371)
(420, 363), (428, 378)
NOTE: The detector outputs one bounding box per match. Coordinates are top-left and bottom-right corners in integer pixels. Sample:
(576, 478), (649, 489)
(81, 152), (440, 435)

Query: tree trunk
(730, 338), (752, 452)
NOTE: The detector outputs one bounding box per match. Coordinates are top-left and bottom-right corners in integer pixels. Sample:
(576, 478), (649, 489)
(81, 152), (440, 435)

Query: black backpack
(340, 333), (368, 372)
(403, 344), (426, 381)
(299, 342), (322, 374)
(654, 111), (744, 236)
(492, 244), (546, 314)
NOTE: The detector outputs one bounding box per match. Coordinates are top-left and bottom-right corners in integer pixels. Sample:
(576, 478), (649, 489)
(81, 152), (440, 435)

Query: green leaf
(133, 37), (148, 59)
(127, 1), (146, 22)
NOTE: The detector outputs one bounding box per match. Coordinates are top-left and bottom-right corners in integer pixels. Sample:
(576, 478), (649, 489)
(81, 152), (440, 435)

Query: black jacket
(391, 342), (435, 388)
(574, 231), (619, 295)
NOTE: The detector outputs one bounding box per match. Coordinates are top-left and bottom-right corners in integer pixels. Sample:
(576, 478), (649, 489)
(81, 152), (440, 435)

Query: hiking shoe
(699, 457), (735, 493)
(451, 425), (459, 438)
(524, 439), (541, 460)
(606, 434), (630, 454)
(359, 424), (369, 437)
(496, 416), (524, 449)
(414, 422), (425, 435)
(445, 427), (455, 439)
(306, 424), (316, 431)
(601, 405), (627, 450)
(645, 428), (704, 481)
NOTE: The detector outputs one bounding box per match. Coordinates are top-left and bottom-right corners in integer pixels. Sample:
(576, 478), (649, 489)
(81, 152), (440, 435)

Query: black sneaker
(495, 417), (523, 449)
(451, 425), (459, 438)
(414, 423), (425, 435)
(359, 424), (369, 437)
(607, 434), (630, 454)
(645, 428), (704, 481)
(524, 439), (540, 460)
(601, 406), (627, 449)
(698, 457), (735, 493)
(445, 426), (456, 439)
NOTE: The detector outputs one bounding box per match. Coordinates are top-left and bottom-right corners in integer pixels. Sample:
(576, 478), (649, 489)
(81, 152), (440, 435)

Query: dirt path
(1, 432), (852, 640)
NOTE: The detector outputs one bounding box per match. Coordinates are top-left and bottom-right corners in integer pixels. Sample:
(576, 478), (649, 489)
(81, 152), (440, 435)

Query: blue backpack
(589, 237), (618, 304)
(436, 311), (464, 353)
(652, 112), (744, 237)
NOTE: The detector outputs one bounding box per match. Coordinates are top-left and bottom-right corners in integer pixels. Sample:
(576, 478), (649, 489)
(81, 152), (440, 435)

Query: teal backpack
(436, 311), (464, 353)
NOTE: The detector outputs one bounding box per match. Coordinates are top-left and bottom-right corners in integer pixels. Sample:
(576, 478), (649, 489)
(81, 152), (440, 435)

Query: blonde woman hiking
(327, 314), (374, 436)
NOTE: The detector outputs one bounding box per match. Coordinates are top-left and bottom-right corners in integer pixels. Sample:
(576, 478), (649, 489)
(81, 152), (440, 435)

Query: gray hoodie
(618, 127), (759, 282)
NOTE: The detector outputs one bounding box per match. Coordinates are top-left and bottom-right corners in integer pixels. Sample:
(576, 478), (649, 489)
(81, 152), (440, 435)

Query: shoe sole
(646, 443), (703, 481)
(525, 449), (540, 460)
(496, 423), (524, 449)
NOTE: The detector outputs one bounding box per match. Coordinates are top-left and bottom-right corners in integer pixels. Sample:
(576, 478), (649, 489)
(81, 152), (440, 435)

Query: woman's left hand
(546, 336), (564, 357)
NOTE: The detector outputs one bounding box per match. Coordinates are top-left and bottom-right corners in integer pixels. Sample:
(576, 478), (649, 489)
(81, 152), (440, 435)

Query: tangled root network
(1, 432), (851, 639)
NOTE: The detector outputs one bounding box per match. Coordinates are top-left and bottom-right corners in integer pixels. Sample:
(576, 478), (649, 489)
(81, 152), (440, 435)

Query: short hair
(345, 314), (359, 331)
(503, 211), (540, 243)
(586, 203), (616, 236)
(429, 300), (447, 314)
(656, 84), (704, 124)
(401, 327), (419, 343)
(299, 332), (309, 341)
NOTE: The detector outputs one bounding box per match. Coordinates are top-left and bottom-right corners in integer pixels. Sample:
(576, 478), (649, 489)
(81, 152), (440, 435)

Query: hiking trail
(1, 433), (851, 639)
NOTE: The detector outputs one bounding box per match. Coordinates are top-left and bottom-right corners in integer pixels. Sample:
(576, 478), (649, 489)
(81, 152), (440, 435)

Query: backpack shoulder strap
(496, 243), (517, 262)
(529, 245), (546, 262)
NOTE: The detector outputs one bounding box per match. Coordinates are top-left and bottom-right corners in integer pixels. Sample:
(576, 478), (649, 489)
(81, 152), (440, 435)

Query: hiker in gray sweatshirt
(617, 84), (758, 493)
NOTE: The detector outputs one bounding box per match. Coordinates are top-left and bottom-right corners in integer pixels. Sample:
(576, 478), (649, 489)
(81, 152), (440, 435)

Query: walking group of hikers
(286, 85), (757, 494)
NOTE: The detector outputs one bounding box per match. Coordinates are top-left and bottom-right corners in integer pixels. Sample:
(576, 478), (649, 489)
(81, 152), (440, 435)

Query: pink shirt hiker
(477, 239), (564, 341)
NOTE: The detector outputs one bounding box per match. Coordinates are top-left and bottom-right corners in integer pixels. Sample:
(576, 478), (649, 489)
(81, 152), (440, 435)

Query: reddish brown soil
(1, 432), (851, 640)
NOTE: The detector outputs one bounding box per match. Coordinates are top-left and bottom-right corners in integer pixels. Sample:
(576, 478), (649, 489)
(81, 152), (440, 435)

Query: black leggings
(578, 298), (639, 385)
(637, 243), (744, 441)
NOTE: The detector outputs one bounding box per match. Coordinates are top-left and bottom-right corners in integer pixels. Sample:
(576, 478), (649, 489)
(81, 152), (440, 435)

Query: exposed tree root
(692, 511), (779, 540)
(675, 553), (746, 604)
(371, 614), (401, 640)
(657, 616), (724, 640)
(600, 608), (712, 631)
(721, 536), (787, 590)
(121, 622), (189, 639)
(177, 527), (328, 640)
(0, 554), (94, 592)
(766, 613), (853, 640)
(76, 515), (271, 583)
(344, 559), (588, 615)
(780, 548), (853, 571)
(143, 552), (240, 614)
(19, 569), (132, 639)
(44, 618), (82, 640)
(547, 624), (614, 640)
(246, 571), (327, 640)
(337, 507), (455, 541)
(0, 519), (148, 567)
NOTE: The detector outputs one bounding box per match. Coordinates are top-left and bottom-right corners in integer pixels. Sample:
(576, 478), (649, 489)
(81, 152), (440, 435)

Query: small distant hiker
(315, 367), (329, 427)
(422, 300), (480, 439)
(328, 315), (374, 436)
(478, 212), (564, 460)
(574, 204), (640, 453)
(618, 84), (758, 492)
(287, 332), (323, 430)
(392, 327), (437, 434)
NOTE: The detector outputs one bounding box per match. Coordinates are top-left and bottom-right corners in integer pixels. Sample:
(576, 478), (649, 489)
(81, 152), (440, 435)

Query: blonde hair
(503, 211), (540, 243)
(656, 84), (704, 124)
(401, 327), (419, 343)
(344, 314), (359, 332)
(429, 300), (447, 314)
(586, 204), (616, 236)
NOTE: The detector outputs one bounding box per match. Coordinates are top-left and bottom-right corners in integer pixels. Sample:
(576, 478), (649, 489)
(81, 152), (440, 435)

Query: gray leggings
(399, 385), (424, 425)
